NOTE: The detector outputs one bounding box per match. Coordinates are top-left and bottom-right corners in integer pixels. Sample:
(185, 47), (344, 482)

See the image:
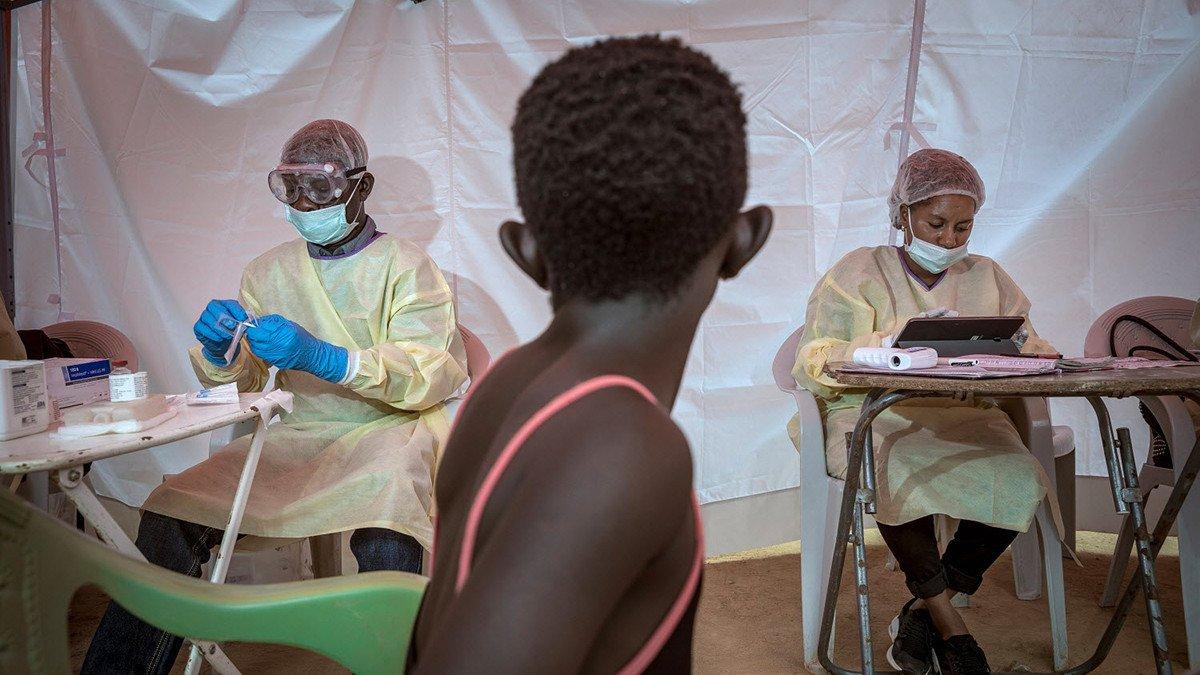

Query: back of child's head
(512, 35), (747, 303)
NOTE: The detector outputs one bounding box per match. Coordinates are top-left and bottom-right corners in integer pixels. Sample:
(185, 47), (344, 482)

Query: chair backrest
(772, 324), (806, 392)
(1083, 296), (1198, 359)
(458, 325), (492, 379)
(0, 490), (426, 674)
(41, 320), (139, 371)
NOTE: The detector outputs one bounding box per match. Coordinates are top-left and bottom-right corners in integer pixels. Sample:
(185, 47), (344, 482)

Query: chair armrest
(35, 499), (426, 675)
(103, 570), (426, 674)
(9, 485), (427, 675)
(789, 386), (832, 480)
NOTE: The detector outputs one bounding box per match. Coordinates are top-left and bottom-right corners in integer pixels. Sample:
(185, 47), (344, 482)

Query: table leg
(1066, 395), (1200, 675)
(1063, 421), (1200, 674)
(56, 466), (138, 556)
(852, 480), (874, 673)
(846, 424), (878, 673)
(818, 389), (930, 675)
(53, 467), (240, 674)
(1116, 427), (1171, 674)
(183, 408), (272, 675)
(1086, 398), (1130, 515)
(27, 469), (49, 510)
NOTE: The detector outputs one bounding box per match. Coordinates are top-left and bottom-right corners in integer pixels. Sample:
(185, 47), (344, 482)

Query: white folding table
(0, 390), (293, 675)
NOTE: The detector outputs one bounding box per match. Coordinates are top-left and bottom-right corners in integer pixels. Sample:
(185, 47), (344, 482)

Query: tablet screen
(896, 316), (1025, 343)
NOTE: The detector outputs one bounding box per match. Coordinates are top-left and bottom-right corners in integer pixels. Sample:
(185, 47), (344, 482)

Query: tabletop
(829, 363), (1200, 398)
(0, 392), (291, 475)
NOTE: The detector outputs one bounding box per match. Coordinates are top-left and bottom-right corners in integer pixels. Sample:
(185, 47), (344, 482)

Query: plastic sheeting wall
(10, 1), (1200, 508)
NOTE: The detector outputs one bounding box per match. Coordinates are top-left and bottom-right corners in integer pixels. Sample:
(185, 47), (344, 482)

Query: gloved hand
(1014, 326), (1030, 349)
(194, 299), (248, 366)
(882, 309), (961, 348)
(245, 314), (349, 383)
(919, 307), (960, 319)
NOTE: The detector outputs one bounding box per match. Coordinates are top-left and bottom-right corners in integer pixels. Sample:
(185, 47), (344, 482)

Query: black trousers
(877, 515), (1019, 599)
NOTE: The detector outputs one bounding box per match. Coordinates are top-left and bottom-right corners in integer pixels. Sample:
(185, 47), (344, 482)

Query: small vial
(109, 361), (149, 402)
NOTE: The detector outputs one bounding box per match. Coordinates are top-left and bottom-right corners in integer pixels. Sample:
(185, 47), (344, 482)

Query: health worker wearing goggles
(83, 119), (468, 673)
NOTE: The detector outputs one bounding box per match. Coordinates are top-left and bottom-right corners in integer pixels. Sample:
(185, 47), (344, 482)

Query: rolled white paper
(852, 346), (939, 370)
(889, 347), (938, 370)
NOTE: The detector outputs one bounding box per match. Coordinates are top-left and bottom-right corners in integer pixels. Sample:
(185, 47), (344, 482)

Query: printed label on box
(11, 366), (46, 418)
(62, 360), (112, 384)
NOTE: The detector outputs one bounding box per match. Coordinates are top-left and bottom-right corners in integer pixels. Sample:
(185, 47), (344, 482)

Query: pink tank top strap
(451, 373), (704, 675)
(616, 492), (704, 675)
(454, 374), (658, 592)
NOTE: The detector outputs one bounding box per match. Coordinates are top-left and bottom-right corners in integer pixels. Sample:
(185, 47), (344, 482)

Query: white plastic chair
(457, 325), (493, 381)
(1052, 426), (1077, 555)
(774, 326), (1067, 670)
(1084, 296), (1199, 669)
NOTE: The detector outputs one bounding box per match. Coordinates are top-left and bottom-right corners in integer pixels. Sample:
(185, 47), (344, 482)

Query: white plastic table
(0, 391), (293, 675)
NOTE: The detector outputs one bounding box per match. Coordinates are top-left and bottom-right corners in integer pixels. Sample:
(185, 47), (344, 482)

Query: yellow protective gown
(789, 245), (1056, 532)
(143, 235), (468, 548)
(0, 304), (26, 360)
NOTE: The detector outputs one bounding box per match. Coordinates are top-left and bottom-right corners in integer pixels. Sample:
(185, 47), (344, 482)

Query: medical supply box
(1, 359), (51, 441)
(44, 357), (112, 421)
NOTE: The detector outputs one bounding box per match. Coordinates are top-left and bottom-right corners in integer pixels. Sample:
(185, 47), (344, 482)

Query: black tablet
(894, 316), (1026, 356)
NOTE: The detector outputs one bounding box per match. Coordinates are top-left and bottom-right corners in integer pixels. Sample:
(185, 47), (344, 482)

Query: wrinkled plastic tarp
(10, 1), (1200, 507)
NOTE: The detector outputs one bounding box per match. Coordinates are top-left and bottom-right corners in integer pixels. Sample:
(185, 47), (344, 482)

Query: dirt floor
(68, 531), (1187, 673)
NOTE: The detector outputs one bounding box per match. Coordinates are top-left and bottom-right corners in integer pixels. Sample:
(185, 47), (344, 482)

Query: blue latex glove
(245, 314), (349, 383)
(194, 299), (248, 366)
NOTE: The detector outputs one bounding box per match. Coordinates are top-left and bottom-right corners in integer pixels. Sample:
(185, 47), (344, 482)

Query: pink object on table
(41, 320), (139, 372)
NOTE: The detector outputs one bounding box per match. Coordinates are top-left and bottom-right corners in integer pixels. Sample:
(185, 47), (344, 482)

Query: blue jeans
(81, 511), (423, 674)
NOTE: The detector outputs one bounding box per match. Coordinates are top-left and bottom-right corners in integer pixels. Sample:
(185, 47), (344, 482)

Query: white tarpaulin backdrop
(11, 1), (1200, 509)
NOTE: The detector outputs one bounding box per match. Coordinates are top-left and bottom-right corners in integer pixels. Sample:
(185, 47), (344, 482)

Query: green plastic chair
(0, 489), (426, 674)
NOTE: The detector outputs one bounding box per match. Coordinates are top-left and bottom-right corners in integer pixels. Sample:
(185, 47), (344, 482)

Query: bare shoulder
(520, 384), (694, 537)
(571, 385), (691, 483)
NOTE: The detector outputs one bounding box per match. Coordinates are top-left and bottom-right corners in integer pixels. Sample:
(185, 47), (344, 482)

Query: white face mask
(903, 207), (968, 274)
(284, 177), (362, 246)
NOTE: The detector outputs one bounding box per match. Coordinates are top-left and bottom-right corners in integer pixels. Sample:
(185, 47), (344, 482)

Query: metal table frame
(2, 395), (288, 675)
(815, 375), (1199, 675)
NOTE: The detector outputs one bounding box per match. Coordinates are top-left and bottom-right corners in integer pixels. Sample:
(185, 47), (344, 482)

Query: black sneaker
(932, 634), (991, 674)
(886, 598), (935, 673)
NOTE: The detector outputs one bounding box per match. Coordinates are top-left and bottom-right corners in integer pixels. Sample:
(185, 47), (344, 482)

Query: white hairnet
(279, 119), (369, 169)
(887, 148), (985, 229)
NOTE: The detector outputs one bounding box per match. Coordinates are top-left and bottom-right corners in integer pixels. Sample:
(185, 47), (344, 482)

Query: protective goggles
(268, 163), (366, 206)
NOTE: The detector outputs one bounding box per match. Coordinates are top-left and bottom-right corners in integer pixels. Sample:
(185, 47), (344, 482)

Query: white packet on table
(187, 382), (240, 406)
(54, 395), (179, 439)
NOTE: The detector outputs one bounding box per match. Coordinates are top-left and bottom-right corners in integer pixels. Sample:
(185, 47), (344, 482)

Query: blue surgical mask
(285, 178), (362, 246)
(904, 208), (968, 274)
